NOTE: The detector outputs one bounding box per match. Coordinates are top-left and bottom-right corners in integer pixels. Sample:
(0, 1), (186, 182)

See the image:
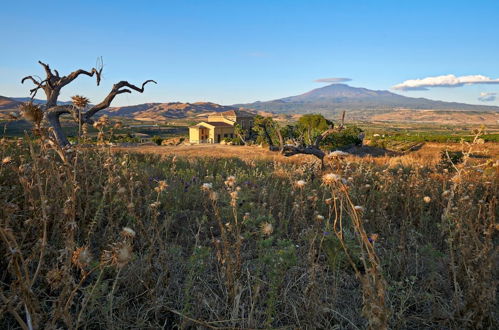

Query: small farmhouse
(189, 110), (254, 144)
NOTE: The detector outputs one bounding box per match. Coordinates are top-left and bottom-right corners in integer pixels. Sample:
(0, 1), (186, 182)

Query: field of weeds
(0, 138), (497, 329)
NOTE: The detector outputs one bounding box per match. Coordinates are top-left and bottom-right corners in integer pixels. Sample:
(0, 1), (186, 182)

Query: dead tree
(21, 60), (156, 146)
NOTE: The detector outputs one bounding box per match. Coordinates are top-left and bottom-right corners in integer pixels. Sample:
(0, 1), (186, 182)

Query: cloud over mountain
(478, 92), (496, 102)
(393, 74), (499, 91)
(315, 77), (351, 83)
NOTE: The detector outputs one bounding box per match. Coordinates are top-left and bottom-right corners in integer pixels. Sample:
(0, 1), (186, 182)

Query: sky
(1, 0), (499, 106)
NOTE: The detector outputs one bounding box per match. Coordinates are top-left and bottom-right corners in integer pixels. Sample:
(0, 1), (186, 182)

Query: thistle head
(71, 95), (90, 109)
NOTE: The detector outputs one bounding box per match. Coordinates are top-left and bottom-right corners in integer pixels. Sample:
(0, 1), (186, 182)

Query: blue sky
(1, 0), (499, 106)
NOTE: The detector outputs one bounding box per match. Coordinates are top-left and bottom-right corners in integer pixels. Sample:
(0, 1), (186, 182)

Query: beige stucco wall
(189, 127), (201, 143)
(210, 126), (235, 142)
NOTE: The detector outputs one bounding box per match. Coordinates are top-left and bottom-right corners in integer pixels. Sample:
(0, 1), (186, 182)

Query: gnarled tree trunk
(22, 60), (156, 147)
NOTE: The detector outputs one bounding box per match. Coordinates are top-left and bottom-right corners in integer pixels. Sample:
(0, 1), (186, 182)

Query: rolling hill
(103, 102), (245, 121)
(235, 83), (499, 114)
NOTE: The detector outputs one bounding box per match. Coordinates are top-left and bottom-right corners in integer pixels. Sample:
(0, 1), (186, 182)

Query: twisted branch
(84, 80), (157, 121)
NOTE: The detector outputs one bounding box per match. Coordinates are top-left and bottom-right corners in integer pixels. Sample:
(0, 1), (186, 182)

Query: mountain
(0, 96), (22, 118)
(235, 83), (499, 114)
(0, 96), (21, 110)
(11, 97), (73, 106)
(103, 102), (246, 121)
(0, 95), (252, 121)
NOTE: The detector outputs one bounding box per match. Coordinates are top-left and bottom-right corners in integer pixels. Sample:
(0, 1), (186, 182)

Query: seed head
(260, 222), (273, 236)
(354, 205), (365, 212)
(155, 180), (168, 192)
(71, 95), (90, 109)
(423, 196), (431, 203)
(121, 227), (136, 239)
(72, 246), (92, 270)
(201, 183), (213, 191)
(322, 173), (341, 185)
(294, 180), (306, 189)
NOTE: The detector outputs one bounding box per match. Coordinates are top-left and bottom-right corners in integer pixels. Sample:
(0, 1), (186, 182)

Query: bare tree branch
(38, 61), (53, 79)
(21, 75), (43, 86)
(60, 67), (103, 87)
(84, 80), (157, 121)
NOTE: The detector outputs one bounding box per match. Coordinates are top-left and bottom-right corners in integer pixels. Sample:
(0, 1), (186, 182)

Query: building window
(224, 134), (228, 138)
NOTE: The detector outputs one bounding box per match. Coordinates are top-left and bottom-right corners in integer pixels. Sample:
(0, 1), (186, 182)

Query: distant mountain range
(2, 84), (499, 124)
(235, 83), (499, 114)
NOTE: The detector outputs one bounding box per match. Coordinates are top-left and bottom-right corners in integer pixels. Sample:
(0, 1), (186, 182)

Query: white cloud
(315, 77), (351, 83)
(478, 92), (496, 102)
(393, 74), (499, 91)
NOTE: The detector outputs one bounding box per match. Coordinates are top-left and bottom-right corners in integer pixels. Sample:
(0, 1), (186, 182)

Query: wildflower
(260, 222), (273, 236)
(121, 227), (136, 239)
(72, 246), (92, 270)
(243, 212), (250, 221)
(316, 214), (325, 221)
(224, 175), (236, 187)
(209, 191), (218, 201)
(423, 196), (431, 203)
(2, 156), (12, 164)
(365, 184), (371, 188)
(201, 183), (213, 191)
(322, 173), (341, 185)
(354, 205), (364, 212)
(294, 180), (306, 189)
(368, 233), (379, 243)
(154, 180), (168, 193)
(442, 190), (451, 198)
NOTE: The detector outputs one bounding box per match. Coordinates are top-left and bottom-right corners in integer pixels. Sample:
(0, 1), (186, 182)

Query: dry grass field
(116, 141), (499, 167)
(1, 138), (498, 329)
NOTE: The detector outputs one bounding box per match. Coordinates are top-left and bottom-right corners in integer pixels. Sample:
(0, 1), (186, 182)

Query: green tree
(296, 114), (333, 144)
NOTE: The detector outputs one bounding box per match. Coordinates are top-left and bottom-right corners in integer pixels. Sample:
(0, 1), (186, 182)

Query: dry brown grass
(115, 142), (499, 167)
(1, 137), (497, 329)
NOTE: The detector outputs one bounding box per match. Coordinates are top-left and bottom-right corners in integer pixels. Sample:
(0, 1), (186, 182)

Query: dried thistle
(260, 222), (273, 236)
(120, 227), (136, 240)
(154, 180), (168, 193)
(322, 173), (341, 185)
(72, 246), (92, 270)
(19, 102), (43, 125)
(101, 242), (133, 268)
(71, 95), (90, 109)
